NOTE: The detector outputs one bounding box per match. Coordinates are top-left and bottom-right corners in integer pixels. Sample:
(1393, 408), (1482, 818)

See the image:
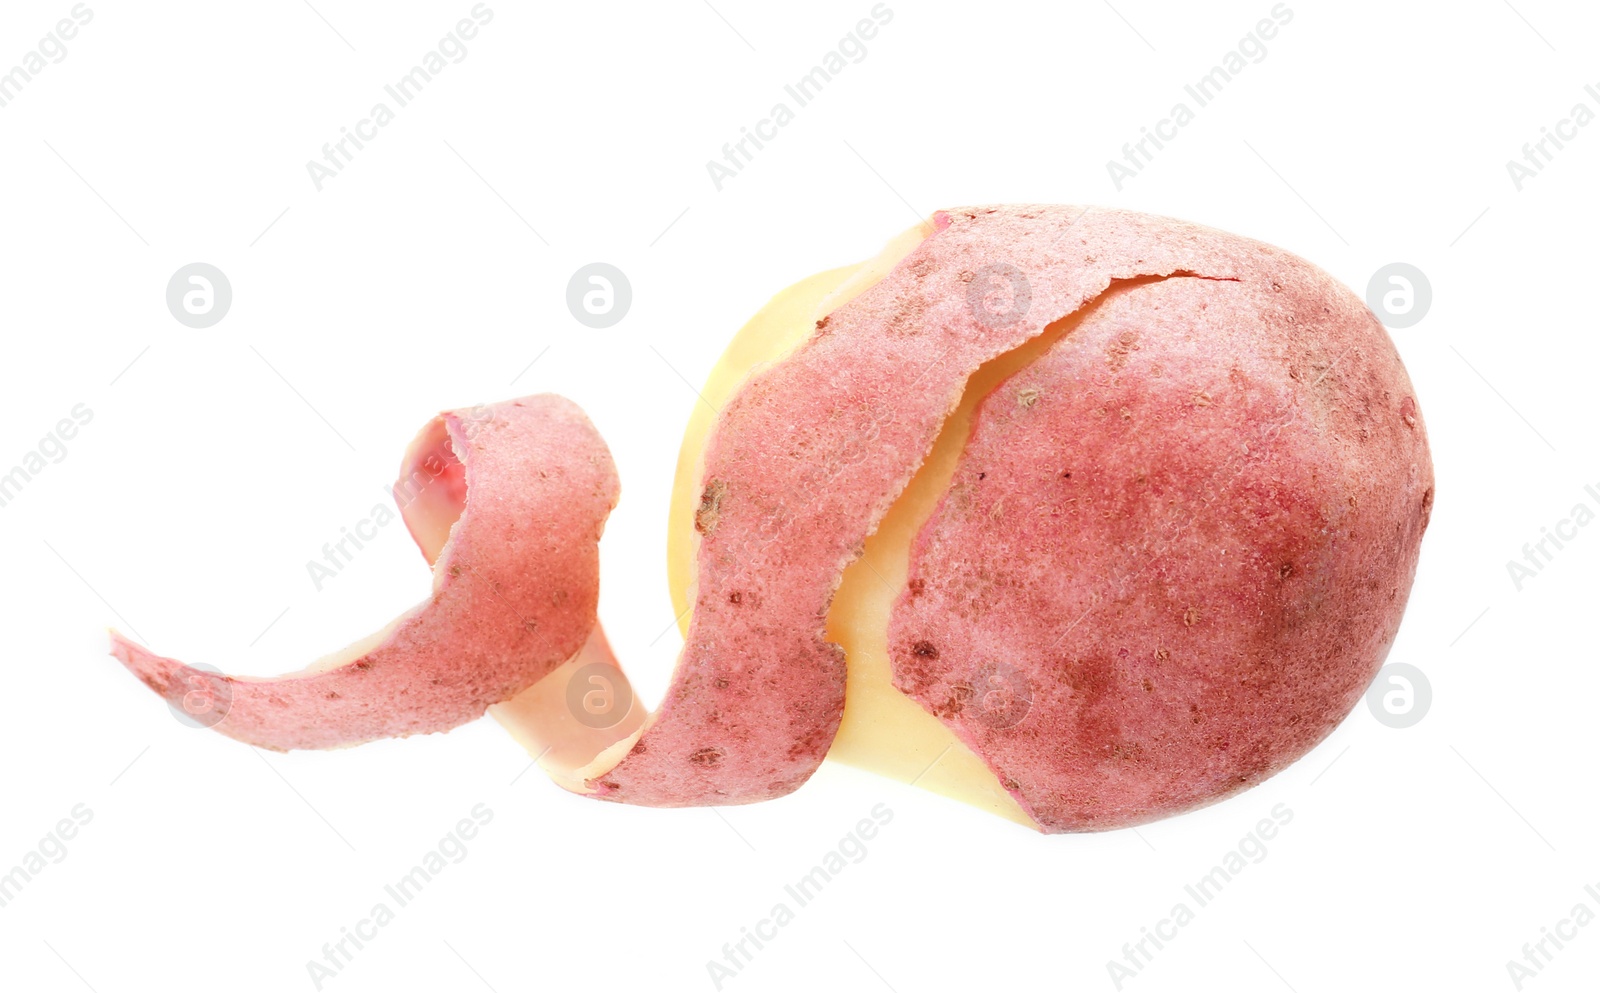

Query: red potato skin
(111, 396), (619, 750)
(886, 211), (1433, 831)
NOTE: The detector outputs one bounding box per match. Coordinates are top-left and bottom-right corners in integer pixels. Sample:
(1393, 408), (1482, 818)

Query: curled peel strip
(111, 395), (619, 751)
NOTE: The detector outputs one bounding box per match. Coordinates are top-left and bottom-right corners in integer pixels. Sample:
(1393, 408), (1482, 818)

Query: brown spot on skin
(816, 316), (830, 330)
(1107, 741), (1142, 761)
(1141, 679), (1154, 693)
(1156, 649), (1170, 661)
(787, 724), (834, 760)
(977, 472), (986, 481)
(1192, 391), (1212, 407)
(1107, 329), (1139, 372)
(326, 692), (340, 700)
(695, 480), (726, 535)
(1183, 607), (1201, 627)
(448, 565), (462, 578)
(932, 683), (973, 719)
(729, 591), (743, 604)
(601, 780), (620, 791)
(912, 640), (939, 660)
(908, 578), (926, 597)
(1017, 388), (1041, 409)
(713, 678), (729, 689)
(689, 747), (724, 768)
(354, 660), (373, 671)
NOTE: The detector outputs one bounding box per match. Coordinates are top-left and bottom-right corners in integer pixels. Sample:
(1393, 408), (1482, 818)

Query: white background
(1, 1), (1596, 990)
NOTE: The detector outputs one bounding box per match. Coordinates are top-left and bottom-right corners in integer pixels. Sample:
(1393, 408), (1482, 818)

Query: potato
(113, 205), (1433, 834)
(653, 205), (1432, 829)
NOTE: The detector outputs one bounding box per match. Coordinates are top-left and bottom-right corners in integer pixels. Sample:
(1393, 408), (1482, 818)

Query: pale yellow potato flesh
(491, 629), (647, 793)
(666, 224), (1037, 828)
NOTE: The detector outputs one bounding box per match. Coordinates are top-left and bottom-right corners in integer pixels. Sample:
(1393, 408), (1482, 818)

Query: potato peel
(111, 395), (619, 750)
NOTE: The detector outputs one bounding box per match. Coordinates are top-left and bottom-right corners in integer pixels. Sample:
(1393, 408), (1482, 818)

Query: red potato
(111, 205), (1433, 833)
(650, 205), (1430, 828)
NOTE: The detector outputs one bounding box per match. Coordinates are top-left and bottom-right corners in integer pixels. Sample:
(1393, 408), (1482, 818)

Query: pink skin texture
(111, 396), (619, 750)
(884, 208), (1432, 831)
